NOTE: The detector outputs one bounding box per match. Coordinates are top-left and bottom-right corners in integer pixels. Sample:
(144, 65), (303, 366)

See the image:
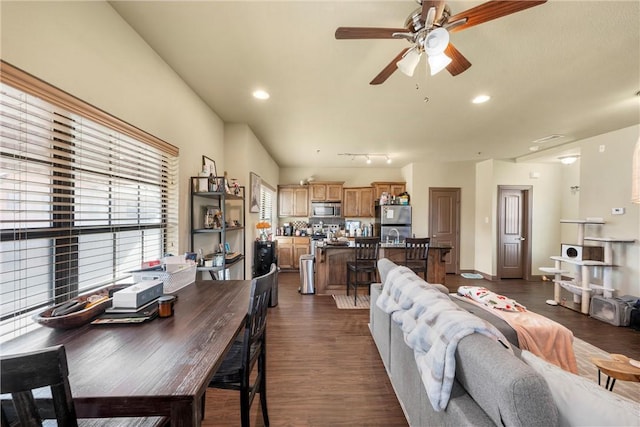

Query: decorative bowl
(33, 288), (116, 329)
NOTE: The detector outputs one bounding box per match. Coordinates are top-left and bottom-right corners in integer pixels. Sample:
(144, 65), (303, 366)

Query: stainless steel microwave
(311, 202), (342, 218)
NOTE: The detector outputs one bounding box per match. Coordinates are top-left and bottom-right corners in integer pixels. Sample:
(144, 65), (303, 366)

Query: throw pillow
(521, 350), (640, 427)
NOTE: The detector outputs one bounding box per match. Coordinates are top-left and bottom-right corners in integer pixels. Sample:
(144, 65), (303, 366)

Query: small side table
(589, 354), (640, 391)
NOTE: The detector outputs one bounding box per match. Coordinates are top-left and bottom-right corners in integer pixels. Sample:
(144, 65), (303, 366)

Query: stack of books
(92, 280), (163, 325)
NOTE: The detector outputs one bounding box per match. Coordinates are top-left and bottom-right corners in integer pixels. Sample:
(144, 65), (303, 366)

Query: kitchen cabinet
(371, 182), (406, 200)
(278, 185), (308, 217)
(309, 182), (344, 202)
(275, 236), (310, 269)
(275, 237), (294, 269)
(294, 237), (311, 268)
(190, 176), (245, 279)
(343, 187), (374, 217)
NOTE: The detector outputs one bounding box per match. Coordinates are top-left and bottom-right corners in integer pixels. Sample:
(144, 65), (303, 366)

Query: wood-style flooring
(202, 272), (640, 426)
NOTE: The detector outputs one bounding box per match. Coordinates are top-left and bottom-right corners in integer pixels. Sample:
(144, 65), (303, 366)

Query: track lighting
(338, 153), (393, 165)
(397, 48), (422, 77)
(424, 28), (451, 76)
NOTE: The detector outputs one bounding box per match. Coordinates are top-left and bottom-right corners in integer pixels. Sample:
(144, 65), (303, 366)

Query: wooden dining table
(0, 280), (251, 427)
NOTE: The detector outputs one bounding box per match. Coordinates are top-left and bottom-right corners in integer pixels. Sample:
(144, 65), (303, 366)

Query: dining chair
(205, 263), (275, 427)
(405, 237), (430, 280)
(0, 345), (167, 427)
(346, 237), (380, 306)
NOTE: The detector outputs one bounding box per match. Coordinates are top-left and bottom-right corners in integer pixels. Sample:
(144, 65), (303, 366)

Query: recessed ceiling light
(472, 95), (491, 104)
(558, 155), (579, 165)
(252, 90), (270, 100)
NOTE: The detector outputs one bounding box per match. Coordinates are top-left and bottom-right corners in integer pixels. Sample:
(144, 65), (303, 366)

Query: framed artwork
(250, 172), (261, 213)
(202, 156), (217, 177)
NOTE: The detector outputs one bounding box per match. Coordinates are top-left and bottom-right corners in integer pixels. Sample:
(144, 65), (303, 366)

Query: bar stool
(346, 237), (380, 306)
(405, 237), (430, 280)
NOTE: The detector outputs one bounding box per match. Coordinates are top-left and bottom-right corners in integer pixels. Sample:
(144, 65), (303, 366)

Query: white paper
(386, 209), (394, 219)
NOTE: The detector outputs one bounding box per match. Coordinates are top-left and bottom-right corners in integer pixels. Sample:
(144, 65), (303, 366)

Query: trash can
(299, 254), (315, 294)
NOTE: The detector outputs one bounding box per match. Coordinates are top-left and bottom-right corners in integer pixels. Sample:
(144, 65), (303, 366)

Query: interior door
(497, 186), (532, 279)
(428, 188), (460, 274)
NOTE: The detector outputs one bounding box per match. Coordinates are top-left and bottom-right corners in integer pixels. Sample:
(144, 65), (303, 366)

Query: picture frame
(202, 155), (217, 177)
(250, 172), (261, 213)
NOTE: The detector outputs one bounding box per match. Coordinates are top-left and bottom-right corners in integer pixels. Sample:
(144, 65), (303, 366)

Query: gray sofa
(370, 259), (559, 427)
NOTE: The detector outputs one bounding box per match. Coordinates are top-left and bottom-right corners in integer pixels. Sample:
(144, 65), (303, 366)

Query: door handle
(519, 237), (526, 241)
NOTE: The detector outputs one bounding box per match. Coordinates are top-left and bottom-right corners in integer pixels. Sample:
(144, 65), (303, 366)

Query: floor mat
(461, 273), (483, 279)
(333, 294), (369, 309)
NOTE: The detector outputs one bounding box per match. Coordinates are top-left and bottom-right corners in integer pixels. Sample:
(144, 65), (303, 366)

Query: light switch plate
(612, 207), (625, 215)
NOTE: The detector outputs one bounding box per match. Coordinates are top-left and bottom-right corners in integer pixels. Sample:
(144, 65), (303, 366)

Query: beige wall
(3, 1), (637, 296)
(474, 159), (564, 278)
(1, 1), (225, 255)
(279, 167), (403, 186)
(408, 160), (477, 271)
(225, 124), (280, 278)
(577, 126), (639, 295)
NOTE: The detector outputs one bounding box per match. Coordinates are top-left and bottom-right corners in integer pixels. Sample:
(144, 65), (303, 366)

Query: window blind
(260, 185), (275, 232)
(0, 62), (179, 342)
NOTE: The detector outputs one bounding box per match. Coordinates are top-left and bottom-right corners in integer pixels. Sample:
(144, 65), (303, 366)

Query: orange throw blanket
(452, 294), (578, 374)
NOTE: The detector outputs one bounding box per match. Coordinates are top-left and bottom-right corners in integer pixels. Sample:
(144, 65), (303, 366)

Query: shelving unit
(540, 219), (634, 314)
(190, 176), (245, 280)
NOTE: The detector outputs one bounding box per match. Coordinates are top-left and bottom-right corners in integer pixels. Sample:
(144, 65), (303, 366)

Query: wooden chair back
(1, 345), (78, 427)
(405, 237), (430, 263)
(354, 237), (380, 263)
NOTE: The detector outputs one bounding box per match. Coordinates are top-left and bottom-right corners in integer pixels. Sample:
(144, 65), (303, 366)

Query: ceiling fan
(335, 0), (547, 85)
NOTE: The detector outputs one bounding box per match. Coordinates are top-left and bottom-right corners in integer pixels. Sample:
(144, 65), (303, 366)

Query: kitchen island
(314, 243), (452, 295)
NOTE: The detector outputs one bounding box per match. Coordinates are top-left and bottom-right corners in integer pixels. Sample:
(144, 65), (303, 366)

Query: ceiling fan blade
(420, 1), (446, 26)
(370, 48), (410, 85)
(444, 44), (472, 76)
(335, 27), (409, 39)
(448, 0), (547, 34)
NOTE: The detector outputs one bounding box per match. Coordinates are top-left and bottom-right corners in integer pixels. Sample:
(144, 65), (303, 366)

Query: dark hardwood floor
(203, 271), (640, 426)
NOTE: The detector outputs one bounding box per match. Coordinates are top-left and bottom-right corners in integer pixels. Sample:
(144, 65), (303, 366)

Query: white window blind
(0, 62), (179, 342)
(259, 185), (276, 233)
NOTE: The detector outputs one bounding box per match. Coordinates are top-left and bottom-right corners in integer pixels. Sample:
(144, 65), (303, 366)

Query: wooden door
(278, 187), (294, 217)
(389, 183), (406, 196)
(342, 188), (359, 217)
(293, 188), (309, 217)
(276, 237), (294, 269)
(428, 188), (460, 274)
(358, 188), (374, 217)
(326, 184), (343, 201)
(497, 186), (531, 279)
(309, 184), (326, 201)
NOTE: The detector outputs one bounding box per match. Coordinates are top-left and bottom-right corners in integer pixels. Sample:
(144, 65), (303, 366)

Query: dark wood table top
(0, 280), (251, 427)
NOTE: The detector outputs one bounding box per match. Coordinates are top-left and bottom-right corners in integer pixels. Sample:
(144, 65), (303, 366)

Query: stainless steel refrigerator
(374, 205), (412, 243)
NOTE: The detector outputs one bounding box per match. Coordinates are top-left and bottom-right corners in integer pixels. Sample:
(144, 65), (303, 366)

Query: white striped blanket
(377, 264), (510, 411)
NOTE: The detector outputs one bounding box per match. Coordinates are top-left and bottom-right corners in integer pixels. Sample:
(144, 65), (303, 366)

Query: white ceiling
(109, 0), (640, 168)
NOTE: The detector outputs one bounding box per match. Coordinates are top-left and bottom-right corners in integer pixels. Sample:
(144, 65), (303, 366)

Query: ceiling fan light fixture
(397, 48), (422, 77)
(428, 52), (452, 76)
(424, 27), (450, 56)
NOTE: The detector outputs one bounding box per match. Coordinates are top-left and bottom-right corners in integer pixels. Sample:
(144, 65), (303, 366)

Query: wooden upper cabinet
(359, 187), (374, 217)
(371, 182), (406, 200)
(278, 186), (309, 217)
(309, 182), (344, 202)
(343, 187), (374, 217)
